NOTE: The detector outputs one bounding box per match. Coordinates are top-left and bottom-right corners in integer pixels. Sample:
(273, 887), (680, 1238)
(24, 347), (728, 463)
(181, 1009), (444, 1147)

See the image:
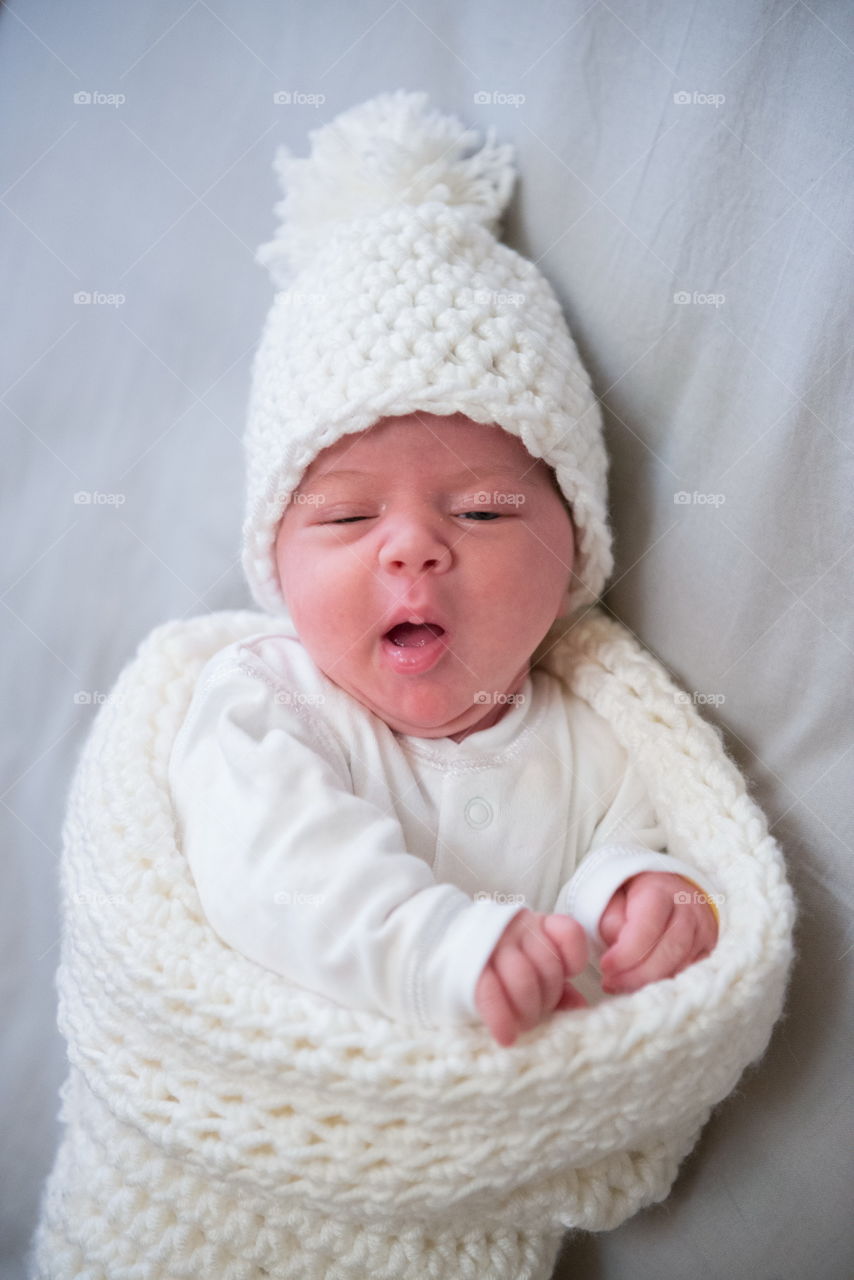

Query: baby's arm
(168, 652), (526, 1030)
(555, 752), (723, 990)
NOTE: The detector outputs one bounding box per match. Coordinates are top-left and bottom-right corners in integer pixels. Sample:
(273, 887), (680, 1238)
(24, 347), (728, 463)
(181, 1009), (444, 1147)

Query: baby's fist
(598, 872), (719, 994)
(475, 909), (588, 1048)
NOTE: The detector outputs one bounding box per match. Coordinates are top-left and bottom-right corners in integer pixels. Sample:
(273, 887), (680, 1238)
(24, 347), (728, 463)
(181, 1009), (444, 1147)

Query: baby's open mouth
(383, 622), (446, 648)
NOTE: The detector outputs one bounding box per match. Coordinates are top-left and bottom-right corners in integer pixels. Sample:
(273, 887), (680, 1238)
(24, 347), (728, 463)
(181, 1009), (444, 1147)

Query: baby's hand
(474, 909), (588, 1048)
(598, 872), (719, 995)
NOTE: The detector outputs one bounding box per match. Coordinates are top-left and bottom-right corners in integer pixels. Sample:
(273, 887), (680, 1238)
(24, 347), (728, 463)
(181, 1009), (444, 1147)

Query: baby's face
(275, 412), (575, 741)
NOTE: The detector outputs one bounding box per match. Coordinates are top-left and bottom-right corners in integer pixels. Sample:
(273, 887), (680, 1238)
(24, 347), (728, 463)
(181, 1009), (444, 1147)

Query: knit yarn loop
(30, 608), (795, 1280)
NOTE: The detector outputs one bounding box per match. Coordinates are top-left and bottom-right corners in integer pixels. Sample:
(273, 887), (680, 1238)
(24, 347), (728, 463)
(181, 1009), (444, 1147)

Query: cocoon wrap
(29, 607), (795, 1280)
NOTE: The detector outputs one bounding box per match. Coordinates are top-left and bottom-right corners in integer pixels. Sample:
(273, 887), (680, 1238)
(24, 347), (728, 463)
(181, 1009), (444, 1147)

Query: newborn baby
(169, 410), (718, 1047)
(169, 91), (723, 1048)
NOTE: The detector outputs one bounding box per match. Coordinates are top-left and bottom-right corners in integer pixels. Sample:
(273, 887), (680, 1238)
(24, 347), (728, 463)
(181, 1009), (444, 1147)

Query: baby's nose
(376, 517), (453, 574)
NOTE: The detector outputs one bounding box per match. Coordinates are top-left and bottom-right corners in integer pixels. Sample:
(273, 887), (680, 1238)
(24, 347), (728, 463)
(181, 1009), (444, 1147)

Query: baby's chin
(360, 666), (534, 740)
(342, 672), (492, 739)
(367, 687), (476, 738)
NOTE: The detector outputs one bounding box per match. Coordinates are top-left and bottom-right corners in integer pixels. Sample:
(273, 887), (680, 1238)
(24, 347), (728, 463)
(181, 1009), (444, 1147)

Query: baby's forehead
(301, 414), (553, 487)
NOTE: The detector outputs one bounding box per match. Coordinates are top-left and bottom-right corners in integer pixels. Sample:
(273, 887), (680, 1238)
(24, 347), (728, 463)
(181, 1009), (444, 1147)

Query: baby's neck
(445, 670), (530, 743)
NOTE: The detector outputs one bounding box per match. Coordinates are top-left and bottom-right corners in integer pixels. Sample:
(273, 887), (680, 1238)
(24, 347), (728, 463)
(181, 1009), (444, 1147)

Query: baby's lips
(377, 601), (452, 639)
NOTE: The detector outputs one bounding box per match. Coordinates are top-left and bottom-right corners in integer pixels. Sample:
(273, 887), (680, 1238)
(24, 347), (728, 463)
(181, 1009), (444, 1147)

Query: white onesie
(167, 629), (712, 1029)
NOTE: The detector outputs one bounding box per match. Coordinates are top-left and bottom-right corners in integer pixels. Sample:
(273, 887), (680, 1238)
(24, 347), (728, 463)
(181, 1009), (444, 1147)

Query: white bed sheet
(2, 3), (852, 1276)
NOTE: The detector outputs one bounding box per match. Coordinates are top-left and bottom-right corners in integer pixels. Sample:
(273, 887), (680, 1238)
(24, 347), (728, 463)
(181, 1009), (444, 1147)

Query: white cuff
(555, 844), (722, 966)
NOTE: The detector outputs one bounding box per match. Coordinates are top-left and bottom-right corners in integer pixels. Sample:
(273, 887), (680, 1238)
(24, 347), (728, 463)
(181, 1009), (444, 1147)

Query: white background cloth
(2, 3), (852, 1277)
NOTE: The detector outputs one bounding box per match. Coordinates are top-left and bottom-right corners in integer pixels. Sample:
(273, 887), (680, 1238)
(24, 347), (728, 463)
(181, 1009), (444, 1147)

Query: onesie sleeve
(167, 649), (524, 1029)
(554, 751), (723, 960)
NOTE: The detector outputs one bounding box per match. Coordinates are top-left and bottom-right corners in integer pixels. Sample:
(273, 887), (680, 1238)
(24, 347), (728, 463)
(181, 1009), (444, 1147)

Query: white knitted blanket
(30, 608), (795, 1280)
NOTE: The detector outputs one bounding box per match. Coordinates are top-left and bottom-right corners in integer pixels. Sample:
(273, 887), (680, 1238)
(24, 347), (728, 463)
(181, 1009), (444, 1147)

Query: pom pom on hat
(241, 90), (613, 622)
(255, 90), (517, 286)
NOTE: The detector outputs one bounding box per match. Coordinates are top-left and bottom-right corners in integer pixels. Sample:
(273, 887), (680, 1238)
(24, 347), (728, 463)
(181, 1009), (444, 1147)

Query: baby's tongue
(386, 622), (443, 648)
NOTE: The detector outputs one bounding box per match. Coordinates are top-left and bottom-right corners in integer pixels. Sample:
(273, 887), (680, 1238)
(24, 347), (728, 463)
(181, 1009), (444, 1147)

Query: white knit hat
(241, 89), (614, 619)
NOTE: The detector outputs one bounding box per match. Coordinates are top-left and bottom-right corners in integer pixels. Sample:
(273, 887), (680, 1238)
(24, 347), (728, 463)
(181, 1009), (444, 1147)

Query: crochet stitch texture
(29, 608), (795, 1280)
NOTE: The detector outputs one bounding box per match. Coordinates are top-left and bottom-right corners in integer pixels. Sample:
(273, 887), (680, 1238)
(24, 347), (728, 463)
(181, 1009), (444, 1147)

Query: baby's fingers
(474, 963), (520, 1047)
(598, 886), (627, 947)
(541, 913), (588, 977)
(603, 908), (696, 993)
(517, 916), (572, 1013)
(599, 879), (672, 981)
(541, 914), (589, 1011)
(491, 944), (545, 1034)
